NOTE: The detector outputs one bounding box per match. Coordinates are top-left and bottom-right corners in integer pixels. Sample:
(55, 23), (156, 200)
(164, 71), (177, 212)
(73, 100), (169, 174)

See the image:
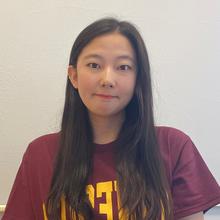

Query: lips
(94, 93), (117, 99)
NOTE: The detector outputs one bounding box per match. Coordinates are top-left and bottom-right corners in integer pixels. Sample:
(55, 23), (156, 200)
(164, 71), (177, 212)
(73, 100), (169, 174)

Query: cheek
(124, 76), (136, 95)
(77, 74), (94, 92)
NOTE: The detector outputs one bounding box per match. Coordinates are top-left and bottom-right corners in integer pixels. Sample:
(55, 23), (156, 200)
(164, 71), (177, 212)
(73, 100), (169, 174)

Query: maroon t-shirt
(2, 126), (220, 220)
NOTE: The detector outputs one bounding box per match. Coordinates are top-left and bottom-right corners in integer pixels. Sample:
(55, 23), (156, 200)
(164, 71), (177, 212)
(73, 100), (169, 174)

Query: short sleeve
(172, 138), (220, 219)
(2, 149), (35, 220)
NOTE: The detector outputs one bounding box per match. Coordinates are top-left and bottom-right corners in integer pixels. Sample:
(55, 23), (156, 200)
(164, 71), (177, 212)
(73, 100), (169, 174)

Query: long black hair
(46, 17), (173, 220)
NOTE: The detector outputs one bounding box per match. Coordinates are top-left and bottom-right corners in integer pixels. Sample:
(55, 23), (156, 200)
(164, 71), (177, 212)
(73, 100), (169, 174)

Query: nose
(100, 67), (115, 88)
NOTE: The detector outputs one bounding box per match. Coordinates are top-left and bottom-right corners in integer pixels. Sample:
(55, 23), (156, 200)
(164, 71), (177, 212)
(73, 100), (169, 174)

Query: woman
(3, 17), (220, 220)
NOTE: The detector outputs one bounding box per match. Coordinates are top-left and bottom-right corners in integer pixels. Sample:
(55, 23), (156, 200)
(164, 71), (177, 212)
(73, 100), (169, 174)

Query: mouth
(94, 93), (117, 99)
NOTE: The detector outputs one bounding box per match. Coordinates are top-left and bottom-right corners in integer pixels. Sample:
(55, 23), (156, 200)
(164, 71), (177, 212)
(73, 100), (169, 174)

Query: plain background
(0, 0), (219, 218)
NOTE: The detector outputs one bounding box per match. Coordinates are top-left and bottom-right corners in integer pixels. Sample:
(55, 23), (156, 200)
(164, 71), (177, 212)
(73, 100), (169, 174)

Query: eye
(118, 65), (132, 71)
(87, 63), (100, 69)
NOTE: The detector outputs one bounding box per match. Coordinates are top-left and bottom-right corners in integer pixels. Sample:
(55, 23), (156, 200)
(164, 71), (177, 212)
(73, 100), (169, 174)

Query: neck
(89, 112), (125, 144)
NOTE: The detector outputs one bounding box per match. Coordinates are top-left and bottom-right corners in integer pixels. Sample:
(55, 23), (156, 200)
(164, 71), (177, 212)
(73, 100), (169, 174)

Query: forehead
(78, 32), (136, 61)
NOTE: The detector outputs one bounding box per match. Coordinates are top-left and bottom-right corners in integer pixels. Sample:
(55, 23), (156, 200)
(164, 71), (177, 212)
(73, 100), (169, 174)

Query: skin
(68, 32), (205, 219)
(68, 32), (137, 144)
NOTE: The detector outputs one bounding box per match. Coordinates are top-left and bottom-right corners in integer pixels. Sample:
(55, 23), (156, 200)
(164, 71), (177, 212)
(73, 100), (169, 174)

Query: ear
(68, 65), (78, 89)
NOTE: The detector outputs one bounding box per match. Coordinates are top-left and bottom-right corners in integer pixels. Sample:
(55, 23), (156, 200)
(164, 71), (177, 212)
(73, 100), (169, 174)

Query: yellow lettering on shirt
(114, 180), (130, 220)
(114, 180), (123, 219)
(61, 195), (67, 220)
(70, 210), (84, 220)
(42, 180), (165, 220)
(86, 184), (95, 208)
(96, 181), (113, 220)
(161, 202), (165, 220)
(42, 203), (48, 220)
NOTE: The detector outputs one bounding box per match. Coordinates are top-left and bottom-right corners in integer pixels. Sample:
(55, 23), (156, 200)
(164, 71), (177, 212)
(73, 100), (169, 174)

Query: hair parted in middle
(46, 17), (173, 220)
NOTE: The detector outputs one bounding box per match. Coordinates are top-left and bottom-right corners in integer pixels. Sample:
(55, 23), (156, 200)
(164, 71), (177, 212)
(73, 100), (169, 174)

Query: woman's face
(68, 32), (137, 120)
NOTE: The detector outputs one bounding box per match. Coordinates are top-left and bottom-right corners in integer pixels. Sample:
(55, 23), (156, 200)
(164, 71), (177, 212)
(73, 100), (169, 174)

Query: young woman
(3, 17), (220, 220)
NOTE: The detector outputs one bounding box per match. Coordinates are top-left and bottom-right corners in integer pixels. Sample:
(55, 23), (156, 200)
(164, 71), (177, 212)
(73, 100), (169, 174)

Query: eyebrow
(83, 54), (136, 63)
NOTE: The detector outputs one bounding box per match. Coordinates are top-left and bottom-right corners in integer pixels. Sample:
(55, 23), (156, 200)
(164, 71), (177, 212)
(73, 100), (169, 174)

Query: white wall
(0, 0), (219, 216)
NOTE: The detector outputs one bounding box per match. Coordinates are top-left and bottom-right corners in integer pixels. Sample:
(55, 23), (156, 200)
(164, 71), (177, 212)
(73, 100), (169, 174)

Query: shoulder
(155, 126), (194, 154)
(155, 126), (190, 142)
(155, 126), (198, 178)
(24, 132), (61, 161)
(28, 132), (60, 148)
(155, 126), (220, 218)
